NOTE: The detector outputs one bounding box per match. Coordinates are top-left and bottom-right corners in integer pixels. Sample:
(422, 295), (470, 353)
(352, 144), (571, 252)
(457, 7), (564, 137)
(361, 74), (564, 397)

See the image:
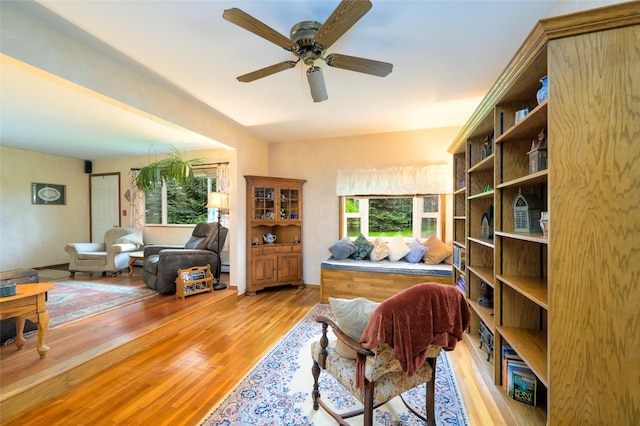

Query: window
(145, 174), (217, 225)
(342, 195), (444, 240)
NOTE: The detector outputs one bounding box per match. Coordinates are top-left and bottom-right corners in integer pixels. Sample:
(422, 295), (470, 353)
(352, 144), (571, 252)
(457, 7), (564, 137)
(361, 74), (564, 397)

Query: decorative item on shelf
(480, 204), (494, 239)
(478, 281), (494, 308)
(252, 237), (260, 246)
(512, 189), (543, 233)
(262, 233), (277, 244)
(0, 283), (16, 298)
(536, 75), (548, 104)
(481, 130), (494, 160)
(515, 108), (530, 123)
(528, 127), (548, 174)
(478, 321), (494, 361)
(206, 191), (229, 290)
(539, 211), (549, 237)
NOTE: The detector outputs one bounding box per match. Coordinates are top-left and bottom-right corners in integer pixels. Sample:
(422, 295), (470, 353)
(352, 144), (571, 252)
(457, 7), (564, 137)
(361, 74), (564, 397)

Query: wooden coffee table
(128, 251), (144, 276)
(0, 283), (55, 358)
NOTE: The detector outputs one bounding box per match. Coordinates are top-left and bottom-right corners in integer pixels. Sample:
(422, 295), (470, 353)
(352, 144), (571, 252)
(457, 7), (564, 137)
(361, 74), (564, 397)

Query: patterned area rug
(45, 279), (157, 328)
(200, 304), (469, 425)
(3, 278), (157, 345)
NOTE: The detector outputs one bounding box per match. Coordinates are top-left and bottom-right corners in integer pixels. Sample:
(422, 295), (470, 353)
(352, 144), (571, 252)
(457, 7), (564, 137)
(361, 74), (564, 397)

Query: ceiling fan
(222, 0), (393, 102)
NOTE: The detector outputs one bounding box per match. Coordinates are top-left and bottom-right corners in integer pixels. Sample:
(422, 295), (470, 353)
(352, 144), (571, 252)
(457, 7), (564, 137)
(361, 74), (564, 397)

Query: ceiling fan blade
(325, 53), (393, 77)
(223, 8), (295, 51)
(237, 61), (298, 83)
(313, 0), (372, 49)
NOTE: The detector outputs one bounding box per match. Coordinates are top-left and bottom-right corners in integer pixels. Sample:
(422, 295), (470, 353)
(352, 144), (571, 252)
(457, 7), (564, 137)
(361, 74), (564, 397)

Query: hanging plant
(133, 146), (204, 192)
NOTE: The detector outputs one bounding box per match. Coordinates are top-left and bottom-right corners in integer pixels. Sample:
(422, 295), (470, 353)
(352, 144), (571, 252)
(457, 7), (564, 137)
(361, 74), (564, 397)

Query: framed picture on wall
(32, 182), (66, 205)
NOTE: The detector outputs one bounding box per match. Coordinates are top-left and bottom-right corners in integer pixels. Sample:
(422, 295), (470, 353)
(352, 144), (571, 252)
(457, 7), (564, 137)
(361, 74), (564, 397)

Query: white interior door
(91, 174), (120, 242)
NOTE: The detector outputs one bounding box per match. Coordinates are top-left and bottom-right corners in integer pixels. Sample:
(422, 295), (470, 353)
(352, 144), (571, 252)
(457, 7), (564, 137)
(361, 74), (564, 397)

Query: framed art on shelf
(32, 183), (66, 205)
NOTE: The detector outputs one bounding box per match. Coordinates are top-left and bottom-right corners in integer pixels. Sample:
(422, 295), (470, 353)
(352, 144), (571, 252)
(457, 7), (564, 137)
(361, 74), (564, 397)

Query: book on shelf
(512, 369), (537, 406)
(502, 346), (523, 390)
(501, 345), (539, 406)
(453, 245), (466, 271)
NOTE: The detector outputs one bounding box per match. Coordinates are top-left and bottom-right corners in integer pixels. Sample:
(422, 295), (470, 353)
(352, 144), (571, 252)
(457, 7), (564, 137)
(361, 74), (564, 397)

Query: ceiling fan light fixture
(223, 1), (390, 103)
(307, 66), (328, 103)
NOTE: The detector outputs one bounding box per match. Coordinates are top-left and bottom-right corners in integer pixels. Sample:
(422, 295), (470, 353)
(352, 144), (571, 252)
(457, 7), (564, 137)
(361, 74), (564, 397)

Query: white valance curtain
(336, 165), (452, 196)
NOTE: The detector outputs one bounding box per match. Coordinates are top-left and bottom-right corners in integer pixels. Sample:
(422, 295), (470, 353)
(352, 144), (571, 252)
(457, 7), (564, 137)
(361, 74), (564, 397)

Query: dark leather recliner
(143, 222), (228, 294)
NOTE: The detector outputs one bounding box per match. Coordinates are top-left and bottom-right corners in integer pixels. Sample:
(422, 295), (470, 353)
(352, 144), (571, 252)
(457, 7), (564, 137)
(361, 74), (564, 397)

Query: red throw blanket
(357, 283), (471, 389)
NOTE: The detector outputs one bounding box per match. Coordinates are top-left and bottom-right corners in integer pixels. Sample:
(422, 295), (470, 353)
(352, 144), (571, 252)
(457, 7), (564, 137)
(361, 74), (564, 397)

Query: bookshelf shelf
(468, 154), (494, 173)
(494, 231), (547, 245)
(466, 266), (494, 287)
(497, 326), (548, 387)
(468, 190), (494, 200)
(467, 237), (495, 249)
(497, 170), (548, 189)
(497, 274), (547, 309)
(469, 299), (494, 328)
(495, 101), (548, 145)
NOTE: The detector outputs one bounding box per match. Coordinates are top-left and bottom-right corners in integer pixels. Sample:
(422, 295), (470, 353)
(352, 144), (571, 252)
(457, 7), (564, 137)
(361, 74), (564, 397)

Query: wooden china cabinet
(245, 176), (306, 296)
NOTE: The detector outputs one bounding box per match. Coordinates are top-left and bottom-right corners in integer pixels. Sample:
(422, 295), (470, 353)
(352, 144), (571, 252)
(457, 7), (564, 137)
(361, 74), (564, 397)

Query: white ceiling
(0, 1), (619, 160)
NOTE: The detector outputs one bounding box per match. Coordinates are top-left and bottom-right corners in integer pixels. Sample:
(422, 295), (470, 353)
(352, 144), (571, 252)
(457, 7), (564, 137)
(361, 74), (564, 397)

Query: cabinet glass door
(279, 188), (300, 220)
(254, 186), (275, 220)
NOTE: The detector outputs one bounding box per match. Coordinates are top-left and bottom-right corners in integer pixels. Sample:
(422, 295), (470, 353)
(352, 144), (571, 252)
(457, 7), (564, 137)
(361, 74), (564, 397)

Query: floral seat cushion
(311, 340), (441, 404)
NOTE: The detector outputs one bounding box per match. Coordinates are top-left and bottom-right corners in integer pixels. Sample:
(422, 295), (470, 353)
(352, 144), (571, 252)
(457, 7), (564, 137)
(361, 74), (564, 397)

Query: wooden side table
(128, 251), (144, 276)
(0, 283), (55, 358)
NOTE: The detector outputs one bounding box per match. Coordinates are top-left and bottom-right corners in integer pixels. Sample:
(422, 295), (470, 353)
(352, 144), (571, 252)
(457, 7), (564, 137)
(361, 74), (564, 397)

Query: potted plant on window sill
(133, 147), (203, 192)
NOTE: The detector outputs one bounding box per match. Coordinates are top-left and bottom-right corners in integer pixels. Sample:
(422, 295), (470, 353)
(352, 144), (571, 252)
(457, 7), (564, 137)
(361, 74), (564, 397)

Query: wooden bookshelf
(448, 4), (640, 424)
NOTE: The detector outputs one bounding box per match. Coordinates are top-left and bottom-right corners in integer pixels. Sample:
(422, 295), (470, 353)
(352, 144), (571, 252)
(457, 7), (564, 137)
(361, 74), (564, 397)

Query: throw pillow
(329, 237), (356, 260)
(404, 238), (428, 263)
(115, 231), (143, 247)
(422, 235), (454, 264)
(329, 297), (380, 359)
(352, 234), (373, 260)
(387, 236), (411, 262)
(369, 238), (391, 262)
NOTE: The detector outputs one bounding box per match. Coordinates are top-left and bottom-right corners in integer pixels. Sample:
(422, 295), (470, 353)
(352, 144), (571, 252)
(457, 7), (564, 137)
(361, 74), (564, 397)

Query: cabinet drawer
(262, 245), (292, 254)
(251, 246), (263, 255)
(291, 244), (302, 253)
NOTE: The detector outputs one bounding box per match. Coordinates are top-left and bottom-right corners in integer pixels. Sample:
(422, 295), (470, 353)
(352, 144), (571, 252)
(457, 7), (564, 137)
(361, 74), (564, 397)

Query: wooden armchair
(311, 283), (471, 426)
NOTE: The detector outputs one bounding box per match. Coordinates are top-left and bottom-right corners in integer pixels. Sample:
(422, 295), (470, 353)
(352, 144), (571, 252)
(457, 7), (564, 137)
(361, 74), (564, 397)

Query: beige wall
(0, 146), (89, 269)
(268, 127), (460, 285)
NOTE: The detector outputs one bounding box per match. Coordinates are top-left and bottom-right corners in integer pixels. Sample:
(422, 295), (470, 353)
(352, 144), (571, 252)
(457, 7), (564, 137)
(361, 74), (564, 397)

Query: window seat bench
(320, 259), (452, 303)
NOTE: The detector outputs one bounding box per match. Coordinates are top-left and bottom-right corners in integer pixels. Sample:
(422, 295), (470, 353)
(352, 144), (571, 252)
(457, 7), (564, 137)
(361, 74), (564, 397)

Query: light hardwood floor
(1, 271), (511, 425)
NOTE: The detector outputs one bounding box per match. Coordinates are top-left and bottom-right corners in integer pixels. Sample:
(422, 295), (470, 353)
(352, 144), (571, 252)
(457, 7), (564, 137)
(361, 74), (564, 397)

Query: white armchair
(65, 227), (143, 277)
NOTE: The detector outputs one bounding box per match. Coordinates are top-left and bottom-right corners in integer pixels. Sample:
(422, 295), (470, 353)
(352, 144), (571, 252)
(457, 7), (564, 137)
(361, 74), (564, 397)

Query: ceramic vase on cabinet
(537, 75), (548, 104)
